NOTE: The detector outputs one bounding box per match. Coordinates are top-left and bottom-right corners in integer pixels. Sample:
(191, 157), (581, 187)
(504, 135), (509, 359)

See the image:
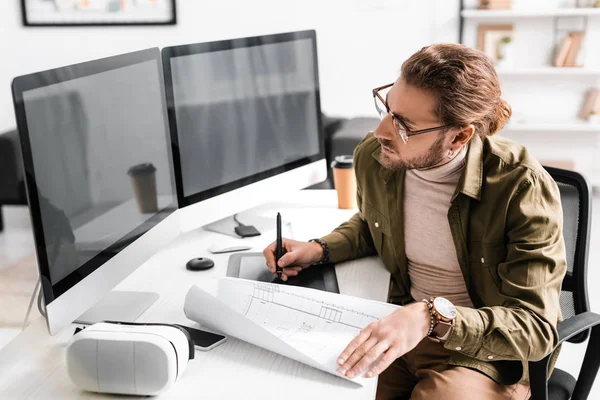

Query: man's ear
(451, 124), (475, 148)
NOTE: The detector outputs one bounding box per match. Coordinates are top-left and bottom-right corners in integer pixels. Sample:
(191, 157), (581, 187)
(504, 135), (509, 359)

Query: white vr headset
(66, 321), (194, 396)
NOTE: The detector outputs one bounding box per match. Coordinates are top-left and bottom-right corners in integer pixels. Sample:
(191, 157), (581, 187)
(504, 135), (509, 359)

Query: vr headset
(66, 321), (194, 396)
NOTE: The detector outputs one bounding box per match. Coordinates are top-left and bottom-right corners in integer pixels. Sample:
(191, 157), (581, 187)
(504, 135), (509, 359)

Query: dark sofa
(0, 129), (27, 231)
(319, 116), (379, 188)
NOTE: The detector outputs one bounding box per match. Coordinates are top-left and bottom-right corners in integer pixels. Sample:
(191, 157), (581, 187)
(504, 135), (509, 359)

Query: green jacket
(321, 132), (566, 385)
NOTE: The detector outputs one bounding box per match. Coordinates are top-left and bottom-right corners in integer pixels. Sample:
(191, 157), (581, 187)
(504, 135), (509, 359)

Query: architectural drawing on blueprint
(241, 282), (382, 366)
(184, 278), (398, 383)
(214, 278), (398, 372)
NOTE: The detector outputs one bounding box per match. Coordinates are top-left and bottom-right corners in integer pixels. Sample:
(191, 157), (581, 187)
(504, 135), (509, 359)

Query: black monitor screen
(12, 48), (177, 303)
(163, 30), (324, 205)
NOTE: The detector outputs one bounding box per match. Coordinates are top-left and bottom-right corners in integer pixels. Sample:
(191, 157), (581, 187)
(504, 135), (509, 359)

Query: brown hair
(400, 43), (511, 136)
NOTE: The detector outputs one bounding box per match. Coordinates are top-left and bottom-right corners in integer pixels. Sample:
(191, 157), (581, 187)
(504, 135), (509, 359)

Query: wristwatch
(423, 297), (457, 343)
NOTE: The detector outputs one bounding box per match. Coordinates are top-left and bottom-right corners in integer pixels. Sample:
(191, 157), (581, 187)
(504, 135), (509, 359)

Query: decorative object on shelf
(21, 0), (177, 26)
(495, 35), (514, 67)
(553, 31), (586, 67)
(478, 0), (512, 10)
(567, 31), (585, 67)
(579, 88), (600, 120)
(477, 24), (514, 65)
(554, 34), (573, 66)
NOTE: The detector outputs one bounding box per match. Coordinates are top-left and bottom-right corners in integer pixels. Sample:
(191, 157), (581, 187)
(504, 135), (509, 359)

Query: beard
(378, 133), (446, 171)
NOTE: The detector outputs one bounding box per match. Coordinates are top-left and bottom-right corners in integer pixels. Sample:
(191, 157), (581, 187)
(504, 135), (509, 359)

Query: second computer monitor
(162, 30), (327, 231)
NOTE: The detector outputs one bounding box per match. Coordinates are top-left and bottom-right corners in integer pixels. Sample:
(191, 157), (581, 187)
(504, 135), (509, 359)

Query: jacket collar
(370, 133), (484, 200)
(453, 133), (483, 202)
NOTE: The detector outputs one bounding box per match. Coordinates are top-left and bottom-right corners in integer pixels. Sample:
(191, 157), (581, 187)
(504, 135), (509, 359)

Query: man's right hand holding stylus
(263, 238), (323, 281)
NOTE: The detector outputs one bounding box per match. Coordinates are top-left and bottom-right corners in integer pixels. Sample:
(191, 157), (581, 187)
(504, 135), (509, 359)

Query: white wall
(3, 0), (599, 178)
(0, 0), (459, 133)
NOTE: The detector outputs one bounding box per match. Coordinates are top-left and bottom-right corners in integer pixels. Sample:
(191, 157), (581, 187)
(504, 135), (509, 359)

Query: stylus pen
(276, 212), (283, 278)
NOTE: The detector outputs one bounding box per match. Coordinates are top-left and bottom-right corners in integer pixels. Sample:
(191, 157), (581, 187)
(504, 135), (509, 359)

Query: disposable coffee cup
(331, 155), (357, 209)
(127, 163), (158, 214)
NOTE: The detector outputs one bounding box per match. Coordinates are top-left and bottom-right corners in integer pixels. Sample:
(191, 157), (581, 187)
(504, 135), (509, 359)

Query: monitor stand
(75, 291), (159, 325)
(203, 213), (291, 238)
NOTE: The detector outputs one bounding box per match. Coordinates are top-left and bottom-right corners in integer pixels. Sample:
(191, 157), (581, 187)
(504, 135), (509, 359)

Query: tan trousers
(376, 339), (530, 400)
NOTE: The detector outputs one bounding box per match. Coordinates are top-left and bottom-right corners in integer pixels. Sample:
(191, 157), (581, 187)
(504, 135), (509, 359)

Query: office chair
(529, 166), (600, 400)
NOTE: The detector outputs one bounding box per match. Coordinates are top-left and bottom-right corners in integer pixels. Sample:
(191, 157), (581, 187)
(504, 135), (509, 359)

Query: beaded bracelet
(308, 238), (330, 264)
(422, 298), (436, 337)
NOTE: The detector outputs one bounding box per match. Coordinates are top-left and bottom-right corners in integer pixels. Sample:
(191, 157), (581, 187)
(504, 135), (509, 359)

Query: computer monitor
(162, 30), (327, 234)
(12, 48), (180, 335)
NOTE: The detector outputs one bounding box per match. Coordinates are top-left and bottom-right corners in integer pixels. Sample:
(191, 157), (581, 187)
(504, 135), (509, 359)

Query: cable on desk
(233, 213), (247, 227)
(232, 214), (261, 237)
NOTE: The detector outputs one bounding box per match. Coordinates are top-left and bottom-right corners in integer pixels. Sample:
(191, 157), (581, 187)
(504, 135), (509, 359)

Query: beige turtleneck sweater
(404, 146), (474, 308)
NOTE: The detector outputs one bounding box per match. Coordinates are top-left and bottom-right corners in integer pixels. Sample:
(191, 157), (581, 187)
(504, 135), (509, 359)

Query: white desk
(0, 190), (391, 399)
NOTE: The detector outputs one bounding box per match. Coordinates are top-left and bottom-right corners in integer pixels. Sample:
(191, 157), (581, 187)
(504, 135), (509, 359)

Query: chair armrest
(529, 312), (600, 400)
(557, 311), (600, 345)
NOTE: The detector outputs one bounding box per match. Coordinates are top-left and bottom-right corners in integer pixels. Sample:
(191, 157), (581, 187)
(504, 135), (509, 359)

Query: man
(264, 43), (566, 399)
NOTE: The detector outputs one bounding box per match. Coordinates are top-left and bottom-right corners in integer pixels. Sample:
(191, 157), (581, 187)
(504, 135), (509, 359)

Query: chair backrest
(544, 166), (592, 343)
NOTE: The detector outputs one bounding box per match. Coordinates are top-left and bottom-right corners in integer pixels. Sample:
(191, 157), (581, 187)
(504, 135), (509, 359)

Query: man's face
(373, 79), (451, 170)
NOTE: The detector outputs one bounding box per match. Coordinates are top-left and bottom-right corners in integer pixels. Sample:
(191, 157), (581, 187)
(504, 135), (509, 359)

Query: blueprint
(184, 278), (398, 385)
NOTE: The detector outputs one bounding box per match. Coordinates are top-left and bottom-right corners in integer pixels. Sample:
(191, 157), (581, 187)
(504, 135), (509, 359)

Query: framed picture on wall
(21, 0), (177, 27)
(476, 24), (514, 66)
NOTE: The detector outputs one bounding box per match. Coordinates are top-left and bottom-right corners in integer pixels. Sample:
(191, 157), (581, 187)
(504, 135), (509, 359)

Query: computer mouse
(186, 257), (215, 271)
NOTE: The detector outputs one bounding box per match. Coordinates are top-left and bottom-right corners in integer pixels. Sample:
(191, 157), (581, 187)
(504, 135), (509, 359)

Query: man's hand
(337, 302), (431, 379)
(263, 238), (323, 281)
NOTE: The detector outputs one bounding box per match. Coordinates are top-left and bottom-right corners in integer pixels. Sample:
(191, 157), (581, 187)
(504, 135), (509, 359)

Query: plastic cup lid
(331, 155), (354, 169)
(127, 163), (156, 176)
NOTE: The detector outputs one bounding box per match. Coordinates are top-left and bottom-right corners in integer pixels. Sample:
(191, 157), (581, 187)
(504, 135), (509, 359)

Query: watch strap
(431, 320), (453, 339)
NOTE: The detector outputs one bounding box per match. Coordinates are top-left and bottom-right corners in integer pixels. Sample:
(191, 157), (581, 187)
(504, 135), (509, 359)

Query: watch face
(434, 297), (457, 319)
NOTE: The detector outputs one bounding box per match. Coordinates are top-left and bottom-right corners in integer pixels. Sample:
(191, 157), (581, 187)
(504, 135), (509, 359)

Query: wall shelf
(462, 8), (600, 19)
(496, 67), (600, 76)
(458, 2), (600, 183)
(502, 122), (600, 132)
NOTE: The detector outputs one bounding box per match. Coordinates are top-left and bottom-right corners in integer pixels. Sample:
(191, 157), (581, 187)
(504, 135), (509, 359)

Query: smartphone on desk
(175, 324), (227, 351)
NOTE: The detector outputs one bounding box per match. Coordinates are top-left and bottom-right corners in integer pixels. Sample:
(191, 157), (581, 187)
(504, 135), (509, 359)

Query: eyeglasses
(372, 83), (453, 144)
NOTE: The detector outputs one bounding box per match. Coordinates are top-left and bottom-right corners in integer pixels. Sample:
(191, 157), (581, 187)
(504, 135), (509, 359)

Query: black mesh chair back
(529, 167), (599, 400)
(545, 166), (592, 343)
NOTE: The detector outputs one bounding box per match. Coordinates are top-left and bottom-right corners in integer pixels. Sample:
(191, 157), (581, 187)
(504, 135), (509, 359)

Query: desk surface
(0, 190), (391, 399)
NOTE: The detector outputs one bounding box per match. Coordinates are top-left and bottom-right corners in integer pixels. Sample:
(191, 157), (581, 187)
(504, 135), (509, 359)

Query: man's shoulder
(483, 135), (554, 188)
